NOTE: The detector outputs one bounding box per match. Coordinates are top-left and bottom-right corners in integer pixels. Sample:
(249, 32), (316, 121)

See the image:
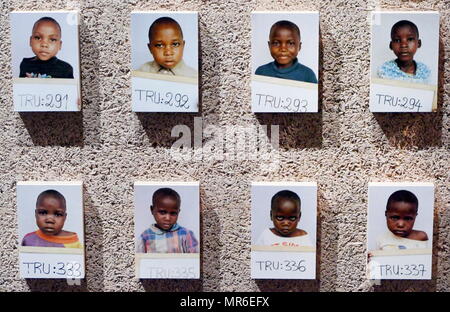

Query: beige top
(138, 60), (198, 78)
(376, 231), (429, 250)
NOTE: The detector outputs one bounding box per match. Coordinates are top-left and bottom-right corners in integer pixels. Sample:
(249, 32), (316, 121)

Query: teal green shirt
(255, 58), (317, 83)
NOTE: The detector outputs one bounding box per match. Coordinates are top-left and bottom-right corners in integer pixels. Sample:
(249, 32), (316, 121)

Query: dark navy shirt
(19, 56), (74, 79)
(255, 58), (317, 83)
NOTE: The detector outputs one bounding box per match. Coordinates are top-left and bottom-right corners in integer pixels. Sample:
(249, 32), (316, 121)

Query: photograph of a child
(371, 12), (439, 86)
(252, 13), (318, 84)
(367, 183), (433, 255)
(375, 190), (428, 251)
(135, 183), (200, 254)
(131, 12), (198, 78)
(11, 12), (79, 79)
(22, 190), (82, 248)
(256, 190), (314, 247)
(252, 183), (316, 249)
(17, 182), (84, 250)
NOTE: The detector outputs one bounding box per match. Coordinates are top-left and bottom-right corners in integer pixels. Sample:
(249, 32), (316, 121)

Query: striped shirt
(21, 230), (82, 248)
(137, 223), (199, 253)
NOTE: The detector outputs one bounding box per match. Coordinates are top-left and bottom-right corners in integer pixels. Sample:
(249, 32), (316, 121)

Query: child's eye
(390, 216), (399, 220)
(55, 212), (65, 217)
(154, 43), (163, 48)
(288, 216), (297, 221)
(33, 36), (41, 40)
(275, 216), (284, 221)
(50, 38), (57, 42)
(172, 42), (180, 47)
(37, 210), (47, 215)
(271, 41), (280, 46)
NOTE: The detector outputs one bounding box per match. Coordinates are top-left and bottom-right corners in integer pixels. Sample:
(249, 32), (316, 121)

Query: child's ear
(418, 39), (422, 48)
(267, 41), (271, 49)
(298, 41), (302, 50)
(389, 42), (393, 50)
(384, 210), (387, 217)
(270, 210), (273, 221)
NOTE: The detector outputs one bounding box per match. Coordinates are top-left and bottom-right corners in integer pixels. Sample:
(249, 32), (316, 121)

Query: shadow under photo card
(251, 182), (317, 279)
(369, 11), (439, 112)
(10, 11), (81, 112)
(131, 11), (199, 113)
(251, 11), (319, 113)
(367, 182), (434, 280)
(17, 181), (84, 279)
(134, 181), (200, 279)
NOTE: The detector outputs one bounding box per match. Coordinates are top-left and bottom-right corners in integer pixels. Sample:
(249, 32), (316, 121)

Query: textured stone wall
(0, 0), (448, 292)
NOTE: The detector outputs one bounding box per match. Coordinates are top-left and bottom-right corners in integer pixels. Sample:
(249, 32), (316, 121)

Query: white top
(256, 228), (314, 247)
(376, 231), (428, 250)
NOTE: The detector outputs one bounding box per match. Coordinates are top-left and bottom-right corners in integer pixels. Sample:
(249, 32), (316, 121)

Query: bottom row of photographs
(16, 181), (434, 280)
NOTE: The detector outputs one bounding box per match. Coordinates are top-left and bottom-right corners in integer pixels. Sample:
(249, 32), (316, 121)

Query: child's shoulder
(255, 62), (274, 74)
(410, 230), (428, 241)
(293, 229), (308, 237)
(54, 57), (73, 69)
(20, 56), (37, 65)
(60, 230), (77, 237)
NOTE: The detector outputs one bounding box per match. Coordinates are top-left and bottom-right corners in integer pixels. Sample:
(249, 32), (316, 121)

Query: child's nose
(45, 215), (55, 222)
(163, 46), (174, 55)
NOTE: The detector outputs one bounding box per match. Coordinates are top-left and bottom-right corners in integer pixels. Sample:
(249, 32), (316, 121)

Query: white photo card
(369, 11), (439, 112)
(134, 181), (200, 279)
(10, 11), (81, 112)
(131, 11), (199, 112)
(251, 182), (317, 279)
(251, 12), (319, 113)
(17, 181), (84, 279)
(367, 182), (434, 280)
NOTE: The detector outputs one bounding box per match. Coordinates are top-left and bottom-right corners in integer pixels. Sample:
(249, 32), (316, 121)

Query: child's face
(268, 26), (301, 69)
(35, 196), (67, 236)
(385, 201), (417, 238)
(271, 198), (300, 237)
(29, 20), (62, 61)
(390, 25), (421, 64)
(151, 195), (180, 231)
(148, 23), (185, 69)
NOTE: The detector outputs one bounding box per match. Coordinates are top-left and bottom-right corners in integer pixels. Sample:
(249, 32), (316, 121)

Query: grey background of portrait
(0, 0), (448, 292)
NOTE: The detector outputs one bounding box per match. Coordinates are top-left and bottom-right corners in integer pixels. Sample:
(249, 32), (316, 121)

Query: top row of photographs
(10, 11), (440, 113)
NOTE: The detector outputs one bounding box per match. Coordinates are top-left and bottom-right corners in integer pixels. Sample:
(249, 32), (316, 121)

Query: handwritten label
(13, 78), (80, 112)
(137, 256), (200, 279)
(370, 80), (435, 112)
(368, 254), (431, 280)
(131, 74), (198, 112)
(251, 250), (316, 279)
(251, 75), (318, 113)
(19, 252), (84, 279)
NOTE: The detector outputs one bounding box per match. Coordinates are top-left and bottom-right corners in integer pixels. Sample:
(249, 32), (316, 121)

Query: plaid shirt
(137, 223), (199, 253)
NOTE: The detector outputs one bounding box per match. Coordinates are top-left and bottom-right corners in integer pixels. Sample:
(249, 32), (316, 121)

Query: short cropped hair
(152, 187), (181, 208)
(271, 190), (301, 212)
(148, 17), (183, 41)
(32, 17), (61, 34)
(391, 20), (419, 38)
(269, 20), (301, 40)
(386, 190), (419, 212)
(36, 189), (66, 210)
